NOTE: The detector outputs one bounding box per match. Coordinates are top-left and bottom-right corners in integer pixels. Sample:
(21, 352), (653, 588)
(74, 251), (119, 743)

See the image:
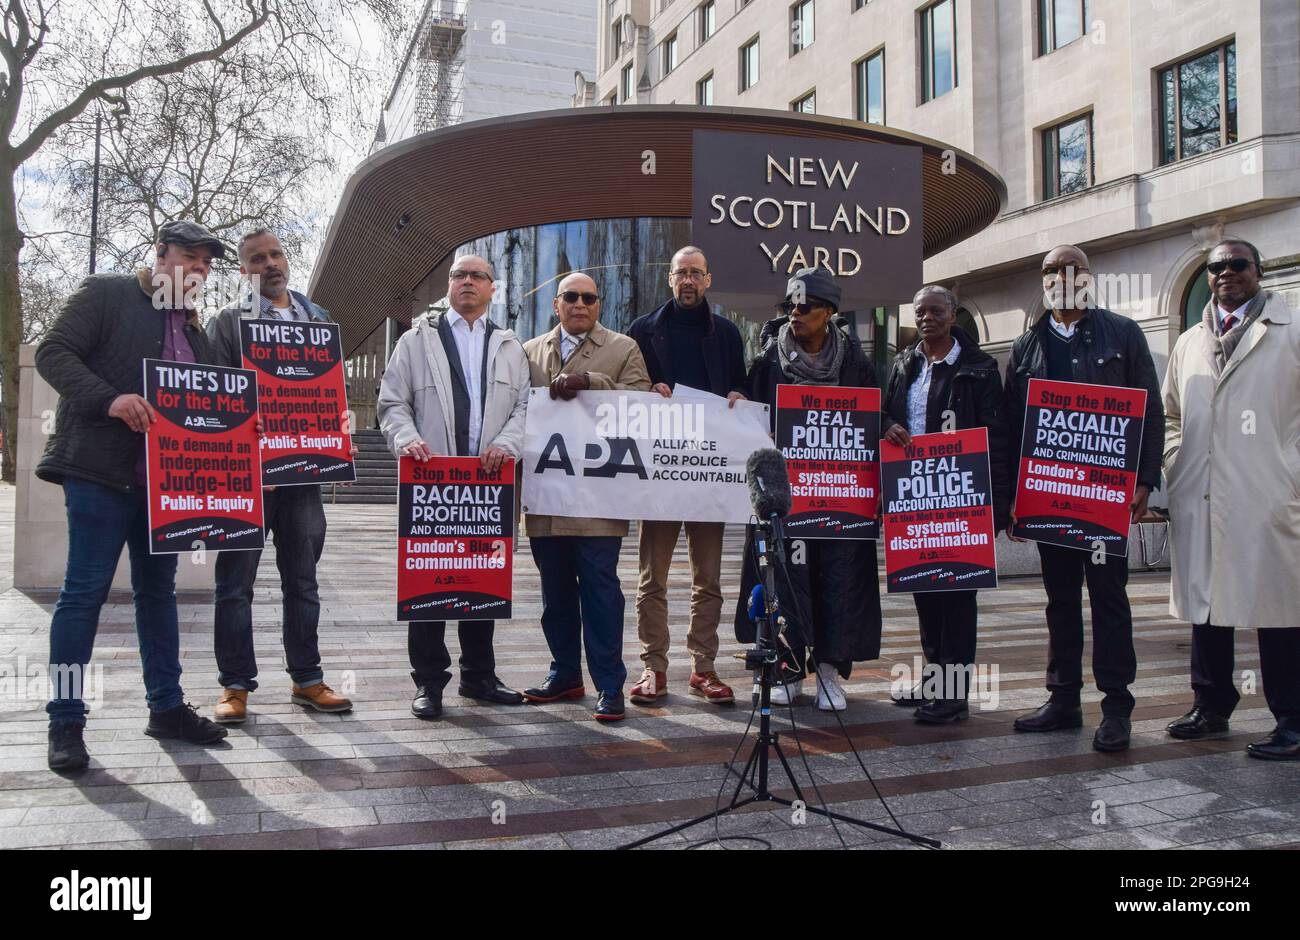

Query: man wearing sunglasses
(521, 272), (651, 721)
(1161, 238), (1300, 761)
(625, 247), (747, 708)
(378, 254), (531, 719)
(1002, 244), (1164, 753)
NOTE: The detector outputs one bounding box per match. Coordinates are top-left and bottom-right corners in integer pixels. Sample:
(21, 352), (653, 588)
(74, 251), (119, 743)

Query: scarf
(777, 319), (844, 385)
(1201, 290), (1266, 373)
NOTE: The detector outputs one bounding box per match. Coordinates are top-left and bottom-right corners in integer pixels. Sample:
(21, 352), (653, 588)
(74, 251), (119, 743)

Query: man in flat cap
(37, 219), (233, 772)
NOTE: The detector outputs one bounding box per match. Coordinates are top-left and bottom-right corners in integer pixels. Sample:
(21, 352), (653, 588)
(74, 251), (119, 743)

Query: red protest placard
(774, 384), (881, 539)
(240, 318), (355, 486)
(1012, 378), (1146, 557)
(881, 428), (998, 593)
(397, 457), (514, 622)
(144, 359), (264, 554)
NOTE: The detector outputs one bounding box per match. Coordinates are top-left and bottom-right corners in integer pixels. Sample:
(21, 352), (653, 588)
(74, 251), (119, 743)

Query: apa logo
(533, 434), (648, 479)
(49, 870), (152, 920)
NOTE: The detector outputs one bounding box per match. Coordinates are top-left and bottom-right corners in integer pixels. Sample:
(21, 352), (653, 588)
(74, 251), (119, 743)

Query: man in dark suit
(1002, 244), (1165, 753)
(625, 247), (747, 708)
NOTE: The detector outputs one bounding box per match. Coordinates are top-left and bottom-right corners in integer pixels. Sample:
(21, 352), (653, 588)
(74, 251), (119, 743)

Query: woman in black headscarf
(734, 267), (883, 711)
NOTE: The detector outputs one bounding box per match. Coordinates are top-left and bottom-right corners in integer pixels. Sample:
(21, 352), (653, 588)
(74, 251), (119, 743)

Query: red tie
(1222, 313), (1237, 333)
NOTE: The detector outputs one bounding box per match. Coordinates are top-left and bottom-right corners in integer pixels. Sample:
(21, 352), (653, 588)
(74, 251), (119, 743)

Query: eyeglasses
(781, 302), (828, 316)
(1041, 264), (1089, 277)
(670, 268), (708, 281)
(560, 290), (600, 305)
(1207, 258), (1254, 276)
(449, 270), (492, 283)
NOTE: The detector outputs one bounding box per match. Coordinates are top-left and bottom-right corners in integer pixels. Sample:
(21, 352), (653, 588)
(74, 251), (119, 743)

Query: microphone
(746, 448), (792, 521)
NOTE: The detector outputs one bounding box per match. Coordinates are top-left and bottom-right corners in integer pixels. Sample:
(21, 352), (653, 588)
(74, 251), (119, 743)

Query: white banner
(522, 387), (774, 524)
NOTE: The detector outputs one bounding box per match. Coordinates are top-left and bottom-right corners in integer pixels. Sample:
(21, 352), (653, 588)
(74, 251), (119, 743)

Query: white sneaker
(770, 678), (803, 705)
(815, 664), (847, 712)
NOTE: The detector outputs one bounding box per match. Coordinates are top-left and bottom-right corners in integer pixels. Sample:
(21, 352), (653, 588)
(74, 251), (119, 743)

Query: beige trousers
(635, 520), (725, 674)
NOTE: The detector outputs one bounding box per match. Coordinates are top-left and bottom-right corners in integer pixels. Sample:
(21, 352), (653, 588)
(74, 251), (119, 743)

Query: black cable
(747, 520), (848, 849)
(772, 537), (916, 843)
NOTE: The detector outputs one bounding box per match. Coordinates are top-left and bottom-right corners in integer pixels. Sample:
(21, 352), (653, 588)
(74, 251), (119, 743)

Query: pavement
(1, 483), (1296, 850)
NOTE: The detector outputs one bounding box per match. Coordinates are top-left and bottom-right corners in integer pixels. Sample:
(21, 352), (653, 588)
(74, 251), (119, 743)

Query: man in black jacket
(625, 247), (747, 707)
(35, 220), (232, 772)
(1002, 244), (1165, 752)
(204, 228), (354, 724)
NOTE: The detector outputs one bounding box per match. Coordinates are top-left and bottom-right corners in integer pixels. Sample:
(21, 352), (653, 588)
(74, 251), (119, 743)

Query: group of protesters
(34, 219), (1299, 772)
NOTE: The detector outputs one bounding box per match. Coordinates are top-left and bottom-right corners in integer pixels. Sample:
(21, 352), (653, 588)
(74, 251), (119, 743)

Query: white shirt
(560, 328), (587, 363)
(445, 309), (488, 455)
(906, 337), (961, 437)
(1216, 302), (1245, 333)
(1048, 314), (1078, 339)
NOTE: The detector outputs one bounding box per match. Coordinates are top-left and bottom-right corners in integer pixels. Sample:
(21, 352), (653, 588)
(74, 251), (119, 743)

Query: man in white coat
(1162, 238), (1300, 761)
(378, 254), (531, 719)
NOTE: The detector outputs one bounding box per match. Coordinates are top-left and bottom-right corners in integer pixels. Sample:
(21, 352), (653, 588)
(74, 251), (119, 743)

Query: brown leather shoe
(689, 671), (735, 705)
(214, 688), (248, 724)
(291, 682), (352, 713)
(629, 669), (667, 705)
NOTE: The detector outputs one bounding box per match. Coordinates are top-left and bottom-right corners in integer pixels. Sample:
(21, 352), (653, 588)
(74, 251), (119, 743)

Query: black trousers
(1037, 543), (1136, 718)
(913, 590), (978, 702)
(1191, 624), (1300, 729)
(408, 620), (496, 692)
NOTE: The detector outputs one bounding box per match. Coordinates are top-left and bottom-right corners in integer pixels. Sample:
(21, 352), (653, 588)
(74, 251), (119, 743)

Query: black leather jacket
(1002, 307), (1165, 490)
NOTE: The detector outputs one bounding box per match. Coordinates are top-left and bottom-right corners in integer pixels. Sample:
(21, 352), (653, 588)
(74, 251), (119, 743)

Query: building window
(699, 1), (716, 43)
(740, 36), (759, 91)
(791, 89), (816, 114)
(854, 48), (885, 124)
(621, 63), (634, 103)
(1042, 113), (1093, 199)
(920, 0), (956, 102)
(697, 72), (714, 105)
(610, 19), (622, 68)
(605, 92), (618, 107)
(791, 0), (815, 56)
(1038, 0), (1085, 55)
(663, 33), (679, 74)
(1159, 40), (1237, 165)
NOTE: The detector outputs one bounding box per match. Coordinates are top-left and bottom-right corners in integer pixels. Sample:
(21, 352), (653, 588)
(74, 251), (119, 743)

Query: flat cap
(157, 219), (228, 259)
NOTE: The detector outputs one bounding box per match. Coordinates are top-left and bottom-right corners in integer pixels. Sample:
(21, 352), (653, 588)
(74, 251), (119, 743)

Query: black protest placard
(1012, 378), (1146, 557)
(397, 457), (513, 622)
(240, 318), (355, 486)
(144, 359), (263, 554)
(774, 383), (880, 539)
(881, 428), (997, 593)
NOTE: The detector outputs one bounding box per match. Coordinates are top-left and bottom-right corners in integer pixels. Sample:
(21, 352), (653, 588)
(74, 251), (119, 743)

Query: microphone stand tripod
(621, 515), (940, 850)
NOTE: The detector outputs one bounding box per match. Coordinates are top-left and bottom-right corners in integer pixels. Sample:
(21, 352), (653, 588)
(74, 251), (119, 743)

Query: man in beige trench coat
(1162, 238), (1300, 761)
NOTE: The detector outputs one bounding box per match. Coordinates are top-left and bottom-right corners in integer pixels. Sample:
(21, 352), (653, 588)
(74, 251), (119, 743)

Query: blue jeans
(529, 536), (627, 693)
(213, 486), (326, 691)
(47, 478), (183, 726)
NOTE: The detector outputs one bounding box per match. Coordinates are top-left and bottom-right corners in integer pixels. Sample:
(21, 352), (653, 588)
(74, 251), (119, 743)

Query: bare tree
(0, 0), (405, 482)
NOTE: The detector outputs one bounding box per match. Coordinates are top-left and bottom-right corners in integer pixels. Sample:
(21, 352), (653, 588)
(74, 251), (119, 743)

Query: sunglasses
(560, 290), (600, 305)
(781, 302), (827, 316)
(1041, 264), (1088, 276)
(1207, 258), (1254, 276)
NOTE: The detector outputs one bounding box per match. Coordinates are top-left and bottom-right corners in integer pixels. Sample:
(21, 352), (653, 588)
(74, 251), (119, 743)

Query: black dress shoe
(458, 678), (524, 705)
(1013, 700), (1084, 733)
(144, 703), (229, 744)
(48, 723), (90, 772)
(892, 682), (932, 708)
(914, 699), (968, 724)
(1246, 725), (1300, 761)
(1093, 716), (1132, 752)
(1166, 705), (1230, 740)
(593, 690), (625, 721)
(411, 685), (442, 720)
(522, 676), (585, 704)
